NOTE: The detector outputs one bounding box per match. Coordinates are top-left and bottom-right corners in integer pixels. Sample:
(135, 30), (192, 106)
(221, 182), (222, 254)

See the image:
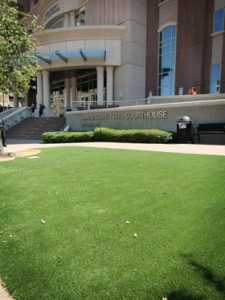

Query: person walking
(31, 103), (37, 116)
(39, 104), (45, 117)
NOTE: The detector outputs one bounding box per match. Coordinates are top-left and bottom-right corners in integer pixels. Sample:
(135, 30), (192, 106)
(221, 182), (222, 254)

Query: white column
(13, 93), (19, 108)
(36, 71), (43, 105)
(70, 11), (75, 26)
(65, 75), (70, 109)
(24, 93), (29, 106)
(106, 66), (113, 106)
(71, 75), (77, 103)
(42, 70), (50, 109)
(97, 66), (104, 106)
(64, 13), (70, 27)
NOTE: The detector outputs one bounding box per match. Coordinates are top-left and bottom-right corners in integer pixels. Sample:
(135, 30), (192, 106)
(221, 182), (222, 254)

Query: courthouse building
(20, 0), (225, 115)
(22, 0), (147, 115)
(146, 0), (225, 96)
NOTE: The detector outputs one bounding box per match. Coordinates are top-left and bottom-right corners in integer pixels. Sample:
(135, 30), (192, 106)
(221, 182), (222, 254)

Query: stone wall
(66, 98), (225, 144)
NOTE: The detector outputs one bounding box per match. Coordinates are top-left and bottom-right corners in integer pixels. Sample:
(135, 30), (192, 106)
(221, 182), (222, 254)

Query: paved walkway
(0, 285), (13, 300)
(4, 139), (225, 156)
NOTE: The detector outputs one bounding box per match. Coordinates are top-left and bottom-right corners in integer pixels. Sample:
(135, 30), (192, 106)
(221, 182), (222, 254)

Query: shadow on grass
(183, 254), (225, 297)
(166, 290), (204, 300)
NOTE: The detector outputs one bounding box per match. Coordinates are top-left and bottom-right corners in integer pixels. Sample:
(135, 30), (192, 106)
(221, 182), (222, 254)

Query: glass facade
(77, 70), (97, 92)
(75, 10), (85, 26)
(158, 26), (176, 96)
(45, 8), (86, 29)
(213, 9), (224, 32)
(210, 64), (221, 93)
(46, 16), (64, 29)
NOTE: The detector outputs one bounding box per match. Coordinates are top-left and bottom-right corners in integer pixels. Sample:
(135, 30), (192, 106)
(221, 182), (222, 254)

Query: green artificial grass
(0, 147), (225, 300)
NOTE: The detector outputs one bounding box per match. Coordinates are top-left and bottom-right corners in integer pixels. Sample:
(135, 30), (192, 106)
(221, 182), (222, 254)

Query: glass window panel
(161, 39), (172, 48)
(158, 75), (163, 86)
(46, 17), (64, 29)
(162, 54), (171, 68)
(213, 9), (224, 32)
(75, 10), (86, 26)
(171, 54), (176, 68)
(162, 27), (171, 41)
(211, 64), (219, 80)
(171, 26), (176, 37)
(158, 26), (176, 95)
(215, 9), (224, 20)
(214, 21), (224, 32)
(161, 87), (170, 96)
(172, 37), (176, 44)
(210, 64), (221, 93)
(160, 75), (169, 88)
(170, 86), (175, 95)
(171, 42), (176, 53)
(162, 45), (171, 55)
(171, 73), (175, 85)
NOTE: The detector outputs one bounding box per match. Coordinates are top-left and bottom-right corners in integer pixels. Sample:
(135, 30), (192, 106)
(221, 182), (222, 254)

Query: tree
(0, 0), (40, 95)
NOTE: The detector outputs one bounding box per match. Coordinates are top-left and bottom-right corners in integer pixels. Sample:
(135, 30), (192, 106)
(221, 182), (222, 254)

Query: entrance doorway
(49, 68), (106, 112)
(74, 69), (105, 110)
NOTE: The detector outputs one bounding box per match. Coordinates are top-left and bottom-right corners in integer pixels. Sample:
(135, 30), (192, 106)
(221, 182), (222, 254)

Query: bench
(197, 123), (225, 143)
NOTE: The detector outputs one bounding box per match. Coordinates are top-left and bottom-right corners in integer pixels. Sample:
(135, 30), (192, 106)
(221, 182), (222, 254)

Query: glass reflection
(213, 9), (224, 32)
(158, 26), (176, 96)
(210, 64), (221, 93)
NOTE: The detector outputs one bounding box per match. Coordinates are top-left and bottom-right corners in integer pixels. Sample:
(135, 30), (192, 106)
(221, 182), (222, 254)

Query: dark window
(75, 10), (85, 26)
(46, 16), (64, 29)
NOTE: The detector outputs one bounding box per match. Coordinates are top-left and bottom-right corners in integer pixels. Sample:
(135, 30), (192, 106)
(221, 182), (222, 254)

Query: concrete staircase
(6, 117), (66, 140)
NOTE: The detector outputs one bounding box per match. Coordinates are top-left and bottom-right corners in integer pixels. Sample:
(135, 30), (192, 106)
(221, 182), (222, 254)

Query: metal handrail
(69, 93), (225, 111)
(71, 98), (152, 111)
(0, 108), (18, 118)
(0, 107), (32, 130)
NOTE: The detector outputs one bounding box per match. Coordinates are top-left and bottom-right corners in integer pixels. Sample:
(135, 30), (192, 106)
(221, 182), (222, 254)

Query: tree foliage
(0, 0), (40, 94)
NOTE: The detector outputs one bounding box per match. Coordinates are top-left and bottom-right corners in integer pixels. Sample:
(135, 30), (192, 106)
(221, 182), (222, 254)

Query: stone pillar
(70, 11), (75, 26)
(64, 13), (70, 27)
(36, 71), (43, 105)
(42, 70), (50, 109)
(24, 93), (29, 106)
(71, 75), (77, 104)
(65, 75), (70, 109)
(97, 66), (104, 106)
(106, 66), (113, 106)
(13, 93), (19, 108)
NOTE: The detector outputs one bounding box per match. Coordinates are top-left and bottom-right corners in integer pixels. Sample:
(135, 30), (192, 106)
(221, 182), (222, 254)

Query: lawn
(0, 147), (225, 300)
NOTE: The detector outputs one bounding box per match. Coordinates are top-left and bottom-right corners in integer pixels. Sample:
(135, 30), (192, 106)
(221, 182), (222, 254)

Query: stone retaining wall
(66, 99), (225, 144)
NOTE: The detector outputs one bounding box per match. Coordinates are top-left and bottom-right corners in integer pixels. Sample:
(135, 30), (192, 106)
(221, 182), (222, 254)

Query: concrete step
(6, 117), (66, 140)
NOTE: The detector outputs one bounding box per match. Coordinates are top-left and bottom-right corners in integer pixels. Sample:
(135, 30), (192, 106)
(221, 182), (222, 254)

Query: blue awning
(36, 49), (106, 64)
(82, 49), (106, 60)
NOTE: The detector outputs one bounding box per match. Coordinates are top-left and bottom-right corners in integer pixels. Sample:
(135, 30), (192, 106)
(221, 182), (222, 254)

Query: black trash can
(176, 116), (194, 143)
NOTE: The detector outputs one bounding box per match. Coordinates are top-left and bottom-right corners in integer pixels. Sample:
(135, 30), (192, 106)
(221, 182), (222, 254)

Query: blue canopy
(36, 49), (106, 64)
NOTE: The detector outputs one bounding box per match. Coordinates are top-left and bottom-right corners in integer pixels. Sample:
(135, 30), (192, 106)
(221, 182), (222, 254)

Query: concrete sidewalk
(0, 284), (13, 300)
(4, 139), (225, 156)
